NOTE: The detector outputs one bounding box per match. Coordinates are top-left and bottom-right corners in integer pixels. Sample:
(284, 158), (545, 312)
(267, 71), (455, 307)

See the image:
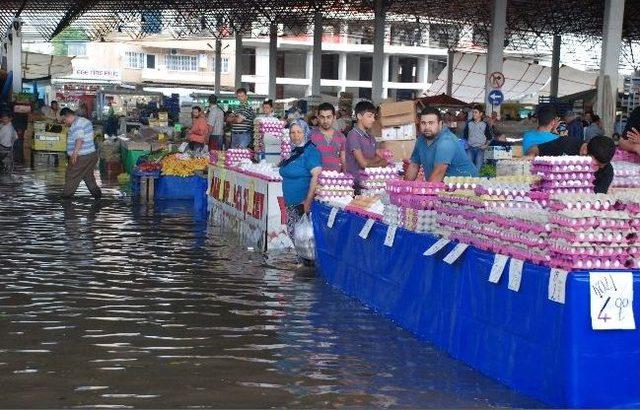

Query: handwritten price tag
(590, 271), (635, 330)
(358, 218), (376, 239)
(508, 258), (524, 292)
(488, 254), (509, 284)
(423, 238), (450, 256)
(548, 268), (569, 304)
(443, 243), (469, 264)
(327, 207), (338, 228)
(384, 225), (397, 247)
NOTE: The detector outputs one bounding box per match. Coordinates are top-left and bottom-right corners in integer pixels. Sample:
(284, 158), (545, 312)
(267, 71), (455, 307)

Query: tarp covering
(427, 52), (599, 104)
(21, 52), (73, 80)
(311, 202), (640, 408)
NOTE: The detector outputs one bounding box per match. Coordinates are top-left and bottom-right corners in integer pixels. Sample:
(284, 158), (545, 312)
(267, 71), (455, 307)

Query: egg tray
(548, 228), (632, 244)
(550, 256), (628, 271)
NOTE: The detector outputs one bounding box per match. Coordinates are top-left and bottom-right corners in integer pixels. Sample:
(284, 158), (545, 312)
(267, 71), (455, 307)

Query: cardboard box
(485, 146), (512, 160)
(378, 123), (417, 141)
(379, 140), (416, 161)
(379, 101), (416, 127)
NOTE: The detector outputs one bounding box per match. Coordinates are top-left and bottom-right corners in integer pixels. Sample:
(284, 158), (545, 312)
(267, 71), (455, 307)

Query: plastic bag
(293, 213), (316, 261)
(178, 141), (188, 153)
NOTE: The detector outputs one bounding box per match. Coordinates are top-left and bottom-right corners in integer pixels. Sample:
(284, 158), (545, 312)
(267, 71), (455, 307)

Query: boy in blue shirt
(405, 107), (477, 182)
(522, 105), (559, 155)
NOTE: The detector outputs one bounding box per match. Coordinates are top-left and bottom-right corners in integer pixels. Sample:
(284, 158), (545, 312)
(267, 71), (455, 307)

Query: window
(66, 42), (86, 57)
(221, 57), (229, 74)
(146, 54), (156, 69)
(166, 54), (198, 71)
(125, 51), (144, 69)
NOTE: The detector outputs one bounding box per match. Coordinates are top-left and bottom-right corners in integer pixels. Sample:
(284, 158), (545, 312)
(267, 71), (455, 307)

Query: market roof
(0, 0), (637, 44)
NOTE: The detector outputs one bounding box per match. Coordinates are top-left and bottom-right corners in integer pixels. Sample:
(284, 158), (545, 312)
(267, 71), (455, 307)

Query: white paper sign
(508, 258), (524, 292)
(488, 254), (509, 284)
(423, 238), (450, 256)
(384, 225), (397, 247)
(358, 218), (376, 239)
(548, 268), (569, 304)
(443, 243), (469, 264)
(327, 207), (338, 228)
(590, 271), (636, 330)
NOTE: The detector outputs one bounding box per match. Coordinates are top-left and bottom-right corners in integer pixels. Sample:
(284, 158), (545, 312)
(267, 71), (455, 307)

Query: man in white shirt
(0, 111), (18, 173)
(42, 100), (62, 122)
(206, 95), (225, 150)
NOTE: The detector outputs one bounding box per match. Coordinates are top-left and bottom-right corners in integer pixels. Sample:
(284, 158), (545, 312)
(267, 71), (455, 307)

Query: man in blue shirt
(61, 107), (101, 199)
(406, 107), (477, 182)
(522, 105), (559, 155)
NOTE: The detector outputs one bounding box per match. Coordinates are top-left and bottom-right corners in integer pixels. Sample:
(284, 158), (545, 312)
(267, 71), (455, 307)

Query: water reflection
(0, 167), (544, 408)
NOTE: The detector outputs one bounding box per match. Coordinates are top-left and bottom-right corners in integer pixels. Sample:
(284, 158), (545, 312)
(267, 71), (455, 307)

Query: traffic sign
(489, 71), (505, 89)
(488, 89), (504, 106)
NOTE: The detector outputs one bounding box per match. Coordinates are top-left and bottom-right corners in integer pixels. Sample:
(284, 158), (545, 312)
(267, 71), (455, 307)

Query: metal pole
(11, 18), (22, 94)
(311, 12), (322, 96)
(234, 32), (243, 90)
(371, 0), (385, 104)
(214, 38), (222, 95)
(446, 50), (455, 96)
(550, 34), (561, 99)
(268, 23), (278, 99)
(596, 0), (625, 134)
(484, 0), (507, 111)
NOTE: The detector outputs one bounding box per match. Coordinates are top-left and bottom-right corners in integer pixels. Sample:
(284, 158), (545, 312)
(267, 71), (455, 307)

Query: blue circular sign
(487, 89), (504, 106)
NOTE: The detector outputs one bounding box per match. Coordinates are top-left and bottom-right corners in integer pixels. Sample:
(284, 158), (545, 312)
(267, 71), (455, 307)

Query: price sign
(488, 254), (509, 284)
(548, 268), (569, 304)
(590, 272), (636, 330)
(384, 225), (397, 247)
(443, 243), (469, 264)
(508, 259), (524, 292)
(359, 218), (376, 239)
(327, 207), (338, 228)
(423, 238), (450, 256)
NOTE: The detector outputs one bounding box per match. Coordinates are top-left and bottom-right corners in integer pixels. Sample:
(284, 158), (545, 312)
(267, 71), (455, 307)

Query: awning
(22, 52), (73, 80)
(426, 52), (599, 104)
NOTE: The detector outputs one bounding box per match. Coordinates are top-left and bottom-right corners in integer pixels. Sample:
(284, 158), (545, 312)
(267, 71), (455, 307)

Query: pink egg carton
(387, 180), (446, 195)
(549, 228), (629, 244)
(551, 256), (627, 271)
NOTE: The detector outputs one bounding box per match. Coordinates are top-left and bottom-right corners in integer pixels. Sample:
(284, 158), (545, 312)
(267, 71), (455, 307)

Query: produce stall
(309, 155), (640, 407)
(207, 149), (292, 252)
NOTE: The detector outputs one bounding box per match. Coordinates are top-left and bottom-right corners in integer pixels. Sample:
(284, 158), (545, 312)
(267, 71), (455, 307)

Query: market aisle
(0, 167), (544, 408)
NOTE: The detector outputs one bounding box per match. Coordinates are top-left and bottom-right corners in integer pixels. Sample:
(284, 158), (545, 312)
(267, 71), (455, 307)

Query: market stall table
(311, 201), (640, 408)
(207, 164), (292, 252)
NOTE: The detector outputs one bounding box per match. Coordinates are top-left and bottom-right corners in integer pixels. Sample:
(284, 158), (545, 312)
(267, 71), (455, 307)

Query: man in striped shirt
(227, 88), (255, 149)
(310, 103), (346, 172)
(61, 107), (101, 199)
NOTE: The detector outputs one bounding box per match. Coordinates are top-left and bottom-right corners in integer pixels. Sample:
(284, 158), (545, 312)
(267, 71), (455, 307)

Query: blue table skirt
(311, 202), (640, 408)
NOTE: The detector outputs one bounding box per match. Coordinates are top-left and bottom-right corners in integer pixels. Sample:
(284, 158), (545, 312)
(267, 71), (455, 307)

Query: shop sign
(68, 67), (122, 81)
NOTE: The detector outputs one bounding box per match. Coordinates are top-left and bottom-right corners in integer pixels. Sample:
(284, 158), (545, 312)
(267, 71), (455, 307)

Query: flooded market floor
(0, 167), (544, 409)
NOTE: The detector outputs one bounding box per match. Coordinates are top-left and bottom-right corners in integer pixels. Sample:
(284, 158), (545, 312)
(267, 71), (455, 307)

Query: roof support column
(311, 12), (322, 96)
(371, 0), (385, 104)
(234, 31), (243, 90)
(484, 0), (506, 114)
(214, 38), (222, 95)
(549, 34), (561, 99)
(268, 22), (278, 99)
(338, 52), (347, 93)
(596, 0), (625, 135)
(10, 19), (22, 94)
(446, 50), (455, 96)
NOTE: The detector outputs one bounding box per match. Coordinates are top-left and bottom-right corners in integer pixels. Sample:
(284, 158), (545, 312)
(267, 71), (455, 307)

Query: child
(587, 136), (616, 194)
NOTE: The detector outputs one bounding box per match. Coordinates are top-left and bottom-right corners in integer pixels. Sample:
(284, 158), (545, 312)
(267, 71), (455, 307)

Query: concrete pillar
(338, 52), (347, 93)
(268, 23), (278, 99)
(10, 19), (22, 94)
(371, 0), (385, 104)
(381, 54), (390, 100)
(484, 0), (507, 112)
(596, 0), (625, 134)
(417, 56), (428, 84)
(549, 35), (561, 99)
(311, 12), (322, 96)
(234, 32), (243, 90)
(446, 50), (455, 96)
(214, 38), (222, 94)
(305, 51), (314, 95)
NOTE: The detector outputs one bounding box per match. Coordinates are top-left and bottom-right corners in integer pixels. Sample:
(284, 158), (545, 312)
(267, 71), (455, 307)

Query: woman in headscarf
(279, 122), (322, 263)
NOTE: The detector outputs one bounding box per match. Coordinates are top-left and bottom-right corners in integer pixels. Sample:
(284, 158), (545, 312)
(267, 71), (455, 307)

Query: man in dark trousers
(61, 108), (102, 199)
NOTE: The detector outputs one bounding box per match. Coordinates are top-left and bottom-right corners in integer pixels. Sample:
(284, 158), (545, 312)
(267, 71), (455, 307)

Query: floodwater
(0, 166), (544, 408)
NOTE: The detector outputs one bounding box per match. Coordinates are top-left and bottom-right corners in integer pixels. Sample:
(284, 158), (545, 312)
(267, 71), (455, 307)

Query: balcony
(140, 67), (219, 86)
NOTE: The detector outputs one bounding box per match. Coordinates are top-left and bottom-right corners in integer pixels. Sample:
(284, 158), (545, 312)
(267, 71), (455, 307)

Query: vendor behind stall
(187, 106), (209, 151)
(310, 102), (346, 172)
(279, 122), (322, 264)
(618, 106), (640, 156)
(345, 101), (387, 187)
(405, 107), (477, 182)
(41, 100), (62, 122)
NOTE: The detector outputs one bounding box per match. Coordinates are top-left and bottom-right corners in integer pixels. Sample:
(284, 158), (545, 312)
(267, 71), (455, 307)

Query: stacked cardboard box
(371, 101), (418, 161)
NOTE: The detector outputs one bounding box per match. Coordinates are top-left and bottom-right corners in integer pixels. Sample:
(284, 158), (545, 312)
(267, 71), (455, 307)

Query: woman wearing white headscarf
(279, 122), (322, 263)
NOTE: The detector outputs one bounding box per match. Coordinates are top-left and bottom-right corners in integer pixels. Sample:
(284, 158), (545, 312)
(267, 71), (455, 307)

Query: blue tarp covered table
(311, 202), (640, 408)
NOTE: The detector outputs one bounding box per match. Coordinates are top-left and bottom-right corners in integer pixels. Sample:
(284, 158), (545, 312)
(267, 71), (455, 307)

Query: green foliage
(479, 163), (496, 178)
(51, 27), (88, 56)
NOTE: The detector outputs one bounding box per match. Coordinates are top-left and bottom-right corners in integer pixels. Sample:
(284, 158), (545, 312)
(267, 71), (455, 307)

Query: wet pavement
(0, 166), (544, 408)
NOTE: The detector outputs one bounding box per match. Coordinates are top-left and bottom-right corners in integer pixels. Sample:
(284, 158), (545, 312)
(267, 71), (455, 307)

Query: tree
(51, 27), (89, 56)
